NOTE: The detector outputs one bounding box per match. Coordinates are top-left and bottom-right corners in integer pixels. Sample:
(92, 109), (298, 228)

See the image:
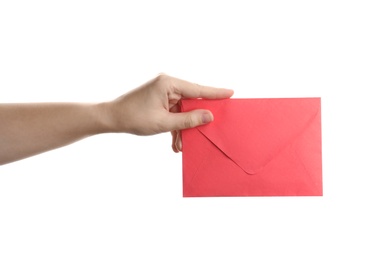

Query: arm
(0, 102), (107, 165)
(0, 74), (233, 165)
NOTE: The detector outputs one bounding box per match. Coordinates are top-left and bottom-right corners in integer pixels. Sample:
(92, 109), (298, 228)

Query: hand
(103, 74), (234, 152)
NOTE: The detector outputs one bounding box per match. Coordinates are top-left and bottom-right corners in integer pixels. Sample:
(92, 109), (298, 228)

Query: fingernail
(202, 112), (213, 124)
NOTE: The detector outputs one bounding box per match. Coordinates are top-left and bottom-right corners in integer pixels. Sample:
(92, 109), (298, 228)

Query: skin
(0, 74), (234, 165)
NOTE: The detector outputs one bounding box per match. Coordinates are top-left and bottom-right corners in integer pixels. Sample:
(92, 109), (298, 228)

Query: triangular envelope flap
(181, 98), (320, 175)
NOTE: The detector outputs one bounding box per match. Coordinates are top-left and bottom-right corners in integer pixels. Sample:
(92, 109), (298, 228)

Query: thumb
(166, 109), (214, 131)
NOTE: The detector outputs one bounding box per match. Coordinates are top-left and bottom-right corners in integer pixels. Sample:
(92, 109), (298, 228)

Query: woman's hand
(102, 74), (234, 152)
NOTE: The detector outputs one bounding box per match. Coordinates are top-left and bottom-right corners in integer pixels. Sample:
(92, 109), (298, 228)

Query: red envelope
(181, 98), (322, 197)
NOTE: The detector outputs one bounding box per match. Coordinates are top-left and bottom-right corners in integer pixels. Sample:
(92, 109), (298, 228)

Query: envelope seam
(196, 128), (258, 175)
(197, 107), (321, 176)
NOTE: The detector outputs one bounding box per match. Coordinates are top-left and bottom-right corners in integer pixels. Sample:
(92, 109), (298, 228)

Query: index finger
(170, 76), (234, 99)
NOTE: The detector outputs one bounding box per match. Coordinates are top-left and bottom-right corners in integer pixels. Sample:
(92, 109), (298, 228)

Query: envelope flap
(181, 98), (321, 175)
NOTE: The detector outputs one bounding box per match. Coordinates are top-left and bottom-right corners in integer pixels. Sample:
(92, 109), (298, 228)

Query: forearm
(0, 103), (110, 165)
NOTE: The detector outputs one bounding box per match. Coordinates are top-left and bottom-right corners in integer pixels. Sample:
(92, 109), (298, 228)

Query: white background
(1, 0), (391, 259)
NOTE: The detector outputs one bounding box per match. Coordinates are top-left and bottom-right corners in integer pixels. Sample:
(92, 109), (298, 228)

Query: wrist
(92, 102), (118, 134)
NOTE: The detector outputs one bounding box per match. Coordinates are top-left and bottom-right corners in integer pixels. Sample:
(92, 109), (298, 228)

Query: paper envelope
(181, 98), (322, 197)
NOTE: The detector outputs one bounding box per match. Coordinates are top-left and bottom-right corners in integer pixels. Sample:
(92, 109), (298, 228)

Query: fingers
(171, 130), (182, 153)
(176, 133), (182, 151)
(171, 130), (183, 153)
(164, 109), (214, 132)
(161, 74), (232, 152)
(169, 76), (234, 99)
(171, 131), (176, 152)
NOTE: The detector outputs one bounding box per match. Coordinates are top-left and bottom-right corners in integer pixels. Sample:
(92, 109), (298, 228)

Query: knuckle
(183, 114), (194, 129)
(154, 73), (175, 92)
(155, 73), (169, 82)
